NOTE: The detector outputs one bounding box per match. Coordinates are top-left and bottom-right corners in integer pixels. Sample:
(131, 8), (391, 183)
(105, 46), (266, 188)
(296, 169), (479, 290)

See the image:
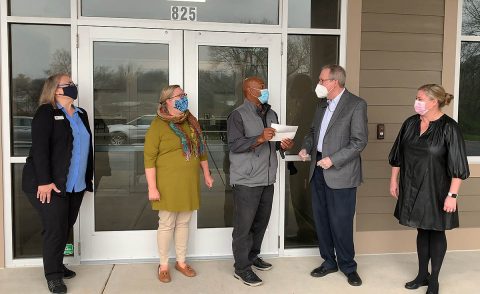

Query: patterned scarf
(157, 108), (206, 160)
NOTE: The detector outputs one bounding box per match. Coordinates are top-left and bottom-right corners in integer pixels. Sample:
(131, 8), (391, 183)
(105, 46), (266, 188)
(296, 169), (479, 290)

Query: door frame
(77, 26), (283, 262)
(77, 26), (184, 262)
(184, 30), (283, 257)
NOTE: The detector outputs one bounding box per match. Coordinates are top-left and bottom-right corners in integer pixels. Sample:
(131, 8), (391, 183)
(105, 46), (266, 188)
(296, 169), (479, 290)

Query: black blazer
(22, 103), (94, 195)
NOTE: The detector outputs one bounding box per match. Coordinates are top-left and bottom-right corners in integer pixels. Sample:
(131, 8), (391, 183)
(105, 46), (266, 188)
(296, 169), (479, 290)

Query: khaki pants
(157, 210), (193, 265)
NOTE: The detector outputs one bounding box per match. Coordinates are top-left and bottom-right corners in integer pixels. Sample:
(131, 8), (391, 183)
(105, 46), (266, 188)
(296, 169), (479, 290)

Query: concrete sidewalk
(1, 251), (479, 293)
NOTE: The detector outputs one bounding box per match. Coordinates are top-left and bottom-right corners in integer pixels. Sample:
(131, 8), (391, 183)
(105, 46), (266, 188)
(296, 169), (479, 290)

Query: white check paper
(270, 123), (298, 141)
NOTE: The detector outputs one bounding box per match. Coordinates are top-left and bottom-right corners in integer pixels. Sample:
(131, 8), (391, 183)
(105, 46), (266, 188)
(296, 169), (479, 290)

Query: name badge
(54, 115), (64, 120)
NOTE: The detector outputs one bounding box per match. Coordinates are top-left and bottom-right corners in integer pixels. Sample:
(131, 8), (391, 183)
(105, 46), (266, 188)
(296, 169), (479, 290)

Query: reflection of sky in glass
(9, 0), (70, 17)
(82, 0), (278, 24)
(94, 42), (169, 71)
(11, 25), (70, 79)
(288, 0), (312, 27)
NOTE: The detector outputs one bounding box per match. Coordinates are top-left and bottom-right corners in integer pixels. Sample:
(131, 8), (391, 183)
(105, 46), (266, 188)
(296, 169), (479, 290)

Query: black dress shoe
(47, 279), (67, 293)
(405, 274), (429, 289)
(310, 265), (338, 277)
(346, 271), (362, 286)
(63, 265), (76, 279)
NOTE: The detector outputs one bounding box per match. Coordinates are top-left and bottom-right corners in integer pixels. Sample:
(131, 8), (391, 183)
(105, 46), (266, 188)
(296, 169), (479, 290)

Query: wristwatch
(448, 192), (458, 198)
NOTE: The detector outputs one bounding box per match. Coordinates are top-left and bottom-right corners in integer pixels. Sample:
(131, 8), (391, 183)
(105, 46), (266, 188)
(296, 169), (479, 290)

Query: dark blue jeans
(232, 184), (274, 272)
(311, 153), (357, 274)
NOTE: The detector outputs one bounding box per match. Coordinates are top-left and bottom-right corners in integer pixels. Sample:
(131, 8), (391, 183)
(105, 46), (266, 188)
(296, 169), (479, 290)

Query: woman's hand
(443, 196), (457, 213)
(37, 183), (61, 204)
(148, 187), (160, 201)
(204, 173), (214, 189)
(389, 178), (399, 199)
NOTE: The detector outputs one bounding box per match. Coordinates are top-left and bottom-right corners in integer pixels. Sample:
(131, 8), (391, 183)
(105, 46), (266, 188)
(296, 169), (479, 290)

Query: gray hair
(322, 64), (346, 87)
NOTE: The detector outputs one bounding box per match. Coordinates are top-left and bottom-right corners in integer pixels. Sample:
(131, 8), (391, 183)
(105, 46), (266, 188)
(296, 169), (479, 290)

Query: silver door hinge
(278, 236), (280, 248)
(281, 41), (284, 56)
(76, 34), (79, 48)
(77, 242), (81, 255)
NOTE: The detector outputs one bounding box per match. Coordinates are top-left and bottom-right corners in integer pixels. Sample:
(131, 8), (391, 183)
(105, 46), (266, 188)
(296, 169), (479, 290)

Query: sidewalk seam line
(101, 264), (115, 293)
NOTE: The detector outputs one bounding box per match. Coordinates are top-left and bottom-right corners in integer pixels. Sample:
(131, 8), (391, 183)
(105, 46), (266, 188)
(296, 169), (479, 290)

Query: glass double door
(77, 26), (281, 261)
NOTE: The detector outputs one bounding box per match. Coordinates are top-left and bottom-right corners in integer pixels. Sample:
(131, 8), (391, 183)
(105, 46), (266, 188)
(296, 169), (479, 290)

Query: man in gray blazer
(299, 65), (368, 286)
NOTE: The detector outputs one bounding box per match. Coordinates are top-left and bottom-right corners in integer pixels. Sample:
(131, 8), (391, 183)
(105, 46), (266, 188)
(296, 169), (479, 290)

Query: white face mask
(315, 84), (329, 98)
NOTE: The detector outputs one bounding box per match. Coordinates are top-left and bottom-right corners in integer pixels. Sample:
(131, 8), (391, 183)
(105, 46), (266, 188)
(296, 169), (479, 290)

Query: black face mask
(61, 85), (78, 100)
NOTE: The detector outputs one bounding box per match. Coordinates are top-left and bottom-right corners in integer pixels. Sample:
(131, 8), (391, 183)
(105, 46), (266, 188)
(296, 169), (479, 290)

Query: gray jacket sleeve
(227, 110), (258, 153)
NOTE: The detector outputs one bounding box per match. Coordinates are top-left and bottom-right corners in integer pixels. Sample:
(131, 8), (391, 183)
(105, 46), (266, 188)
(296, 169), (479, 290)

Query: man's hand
(316, 157), (333, 169)
(298, 149), (309, 161)
(280, 138), (294, 150)
(256, 127), (276, 144)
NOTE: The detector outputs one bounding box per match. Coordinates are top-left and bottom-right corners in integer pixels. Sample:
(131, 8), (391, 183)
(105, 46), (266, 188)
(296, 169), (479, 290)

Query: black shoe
(252, 257), (272, 271)
(234, 269), (263, 286)
(405, 273), (430, 290)
(346, 271), (362, 286)
(63, 265), (76, 279)
(310, 265), (338, 277)
(47, 279), (67, 294)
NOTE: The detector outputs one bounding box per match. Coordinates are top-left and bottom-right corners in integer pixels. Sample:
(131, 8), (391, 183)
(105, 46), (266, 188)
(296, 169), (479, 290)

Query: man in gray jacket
(227, 77), (293, 286)
(299, 65), (368, 287)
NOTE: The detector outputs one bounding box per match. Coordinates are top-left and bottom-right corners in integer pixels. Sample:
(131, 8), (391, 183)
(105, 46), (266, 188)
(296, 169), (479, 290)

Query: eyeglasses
(170, 93), (187, 99)
(57, 82), (76, 88)
(319, 78), (333, 84)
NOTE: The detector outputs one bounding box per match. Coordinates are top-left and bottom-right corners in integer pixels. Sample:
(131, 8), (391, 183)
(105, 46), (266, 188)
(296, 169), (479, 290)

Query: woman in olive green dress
(144, 85), (214, 283)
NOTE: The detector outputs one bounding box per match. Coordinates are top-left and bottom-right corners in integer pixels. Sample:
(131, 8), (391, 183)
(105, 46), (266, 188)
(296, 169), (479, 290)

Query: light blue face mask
(174, 96), (189, 112)
(258, 89), (269, 104)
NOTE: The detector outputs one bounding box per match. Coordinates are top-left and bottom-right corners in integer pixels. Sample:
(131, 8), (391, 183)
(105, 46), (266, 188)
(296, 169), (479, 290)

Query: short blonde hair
(38, 73), (69, 107)
(157, 84), (181, 114)
(418, 84), (453, 108)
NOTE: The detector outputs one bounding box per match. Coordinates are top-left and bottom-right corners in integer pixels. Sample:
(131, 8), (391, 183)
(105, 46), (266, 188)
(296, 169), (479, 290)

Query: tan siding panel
(361, 32), (443, 52)
(459, 212), (480, 228)
(357, 213), (405, 231)
(360, 70), (442, 88)
(368, 123), (401, 142)
(362, 13), (444, 34)
(361, 51), (443, 71)
(363, 160), (392, 179)
(358, 178), (390, 196)
(362, 0), (445, 16)
(367, 106), (413, 124)
(358, 196), (480, 214)
(458, 178), (480, 195)
(357, 196), (396, 214)
(362, 142), (393, 161)
(361, 87), (417, 106)
(358, 211), (480, 231)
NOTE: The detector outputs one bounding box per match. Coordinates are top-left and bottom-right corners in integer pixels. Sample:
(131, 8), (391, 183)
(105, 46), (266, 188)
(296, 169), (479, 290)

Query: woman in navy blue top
(22, 73), (93, 294)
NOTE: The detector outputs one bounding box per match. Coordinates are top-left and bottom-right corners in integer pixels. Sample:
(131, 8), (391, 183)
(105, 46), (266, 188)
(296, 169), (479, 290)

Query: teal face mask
(258, 89), (269, 104)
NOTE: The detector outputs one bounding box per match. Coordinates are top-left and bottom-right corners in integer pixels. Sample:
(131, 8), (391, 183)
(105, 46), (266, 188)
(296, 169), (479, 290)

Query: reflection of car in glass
(108, 115), (156, 145)
(13, 116), (33, 144)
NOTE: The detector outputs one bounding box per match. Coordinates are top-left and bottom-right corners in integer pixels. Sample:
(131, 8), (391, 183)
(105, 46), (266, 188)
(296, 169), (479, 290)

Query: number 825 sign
(171, 6), (197, 21)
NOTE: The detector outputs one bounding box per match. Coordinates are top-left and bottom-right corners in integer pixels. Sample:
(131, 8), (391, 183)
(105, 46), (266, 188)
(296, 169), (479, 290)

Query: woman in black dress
(389, 84), (469, 294)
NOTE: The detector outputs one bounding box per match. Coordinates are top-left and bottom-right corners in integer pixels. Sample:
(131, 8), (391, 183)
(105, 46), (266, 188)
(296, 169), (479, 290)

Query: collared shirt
(57, 103), (90, 192)
(317, 88), (345, 152)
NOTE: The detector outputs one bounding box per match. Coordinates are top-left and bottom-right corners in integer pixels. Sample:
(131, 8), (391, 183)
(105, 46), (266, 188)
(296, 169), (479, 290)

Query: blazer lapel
(325, 89), (349, 135)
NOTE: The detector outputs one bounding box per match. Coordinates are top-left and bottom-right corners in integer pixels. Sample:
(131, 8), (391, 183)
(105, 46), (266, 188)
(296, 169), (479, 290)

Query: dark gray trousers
(232, 184), (274, 272)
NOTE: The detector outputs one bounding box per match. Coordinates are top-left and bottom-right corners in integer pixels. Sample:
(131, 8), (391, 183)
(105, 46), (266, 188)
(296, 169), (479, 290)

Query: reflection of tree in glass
(459, 41), (480, 142)
(45, 49), (71, 76)
(287, 36), (311, 78)
(210, 46), (268, 78)
(462, 0), (480, 36)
